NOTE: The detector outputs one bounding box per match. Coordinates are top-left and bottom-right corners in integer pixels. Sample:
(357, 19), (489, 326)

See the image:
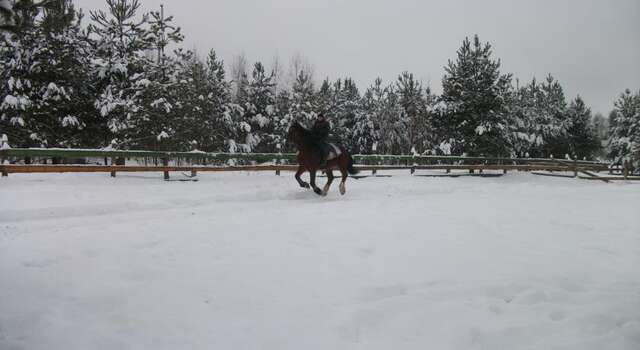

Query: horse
(287, 121), (359, 196)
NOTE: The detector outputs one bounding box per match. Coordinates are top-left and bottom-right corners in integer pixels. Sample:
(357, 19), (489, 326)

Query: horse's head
(287, 121), (305, 147)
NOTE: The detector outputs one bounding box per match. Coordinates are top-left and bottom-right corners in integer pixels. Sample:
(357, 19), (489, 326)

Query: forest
(1, 0), (639, 164)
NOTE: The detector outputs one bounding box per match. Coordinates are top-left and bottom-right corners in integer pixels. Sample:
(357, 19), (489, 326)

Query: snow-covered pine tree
(88, 0), (150, 148)
(396, 72), (430, 154)
(332, 78), (360, 149)
(273, 88), (292, 152)
(122, 5), (186, 151)
(0, 0), (97, 148)
(287, 69), (316, 125)
(592, 113), (608, 143)
(607, 89), (640, 164)
(315, 78), (334, 115)
(374, 80), (407, 155)
(440, 35), (512, 156)
(564, 96), (600, 159)
(352, 83), (380, 154)
(203, 50), (236, 152)
(507, 79), (541, 157)
(539, 75), (570, 157)
(242, 62), (277, 153)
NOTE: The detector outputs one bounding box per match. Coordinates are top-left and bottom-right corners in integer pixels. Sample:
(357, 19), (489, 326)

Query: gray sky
(75, 0), (640, 115)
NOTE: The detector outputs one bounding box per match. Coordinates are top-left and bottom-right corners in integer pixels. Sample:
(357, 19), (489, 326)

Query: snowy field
(0, 171), (638, 350)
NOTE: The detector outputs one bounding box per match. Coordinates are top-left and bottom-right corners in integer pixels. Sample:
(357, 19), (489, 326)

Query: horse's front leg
(322, 170), (334, 196)
(295, 165), (309, 189)
(309, 170), (323, 196)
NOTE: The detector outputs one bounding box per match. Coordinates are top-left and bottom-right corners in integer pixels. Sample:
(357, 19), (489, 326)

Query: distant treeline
(0, 0), (638, 163)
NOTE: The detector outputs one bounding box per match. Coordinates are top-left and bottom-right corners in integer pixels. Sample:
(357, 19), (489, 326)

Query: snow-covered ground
(0, 172), (638, 350)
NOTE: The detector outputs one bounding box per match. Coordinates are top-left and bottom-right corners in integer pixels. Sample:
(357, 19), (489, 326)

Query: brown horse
(287, 121), (359, 196)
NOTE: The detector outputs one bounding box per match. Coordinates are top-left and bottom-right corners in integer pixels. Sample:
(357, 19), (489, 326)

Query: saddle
(325, 143), (342, 160)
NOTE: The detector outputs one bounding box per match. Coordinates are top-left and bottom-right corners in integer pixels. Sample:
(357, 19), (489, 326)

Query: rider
(310, 113), (331, 167)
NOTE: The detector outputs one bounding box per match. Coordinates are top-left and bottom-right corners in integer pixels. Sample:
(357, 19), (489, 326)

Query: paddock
(0, 171), (638, 350)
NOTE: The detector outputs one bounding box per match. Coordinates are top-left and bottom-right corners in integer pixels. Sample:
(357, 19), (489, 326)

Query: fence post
(623, 160), (629, 179)
(163, 158), (170, 180)
(1, 155), (7, 177)
(110, 157), (116, 178)
(573, 158), (578, 178)
(275, 157), (281, 176)
(0, 152), (6, 177)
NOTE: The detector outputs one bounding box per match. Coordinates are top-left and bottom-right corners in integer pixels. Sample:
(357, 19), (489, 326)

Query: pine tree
(332, 78), (360, 149)
(508, 79), (543, 157)
(123, 5), (186, 151)
(0, 0), (97, 148)
(353, 84), (380, 154)
(315, 78), (334, 115)
(396, 72), (430, 153)
(607, 89), (640, 163)
(202, 50), (236, 152)
(440, 35), (513, 156)
(565, 96), (600, 159)
(88, 0), (150, 147)
(243, 62), (277, 152)
(374, 81), (406, 155)
(540, 75), (570, 157)
(288, 69), (316, 124)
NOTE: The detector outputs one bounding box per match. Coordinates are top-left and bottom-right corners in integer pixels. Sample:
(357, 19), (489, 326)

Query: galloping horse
(287, 121), (359, 196)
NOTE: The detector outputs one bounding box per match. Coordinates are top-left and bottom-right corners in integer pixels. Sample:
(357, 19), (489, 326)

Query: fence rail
(0, 148), (613, 180)
(0, 148), (608, 165)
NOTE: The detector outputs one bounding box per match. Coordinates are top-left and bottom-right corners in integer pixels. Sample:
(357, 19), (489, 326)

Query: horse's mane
(291, 121), (315, 146)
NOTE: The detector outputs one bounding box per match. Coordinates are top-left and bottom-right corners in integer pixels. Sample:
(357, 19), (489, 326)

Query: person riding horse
(310, 114), (331, 167)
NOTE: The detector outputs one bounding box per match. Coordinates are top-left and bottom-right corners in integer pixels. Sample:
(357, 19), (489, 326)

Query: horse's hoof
(301, 183), (310, 189)
(339, 183), (346, 195)
(313, 188), (323, 195)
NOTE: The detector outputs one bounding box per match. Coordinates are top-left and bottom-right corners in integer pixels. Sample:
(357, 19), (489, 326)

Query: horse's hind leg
(339, 167), (348, 195)
(310, 170), (323, 196)
(322, 170), (334, 196)
(295, 165), (309, 189)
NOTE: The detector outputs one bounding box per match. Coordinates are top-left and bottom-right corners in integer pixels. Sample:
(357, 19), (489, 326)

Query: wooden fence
(0, 148), (624, 181)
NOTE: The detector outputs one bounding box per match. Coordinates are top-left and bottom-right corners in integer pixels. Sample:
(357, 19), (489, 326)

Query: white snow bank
(0, 173), (638, 350)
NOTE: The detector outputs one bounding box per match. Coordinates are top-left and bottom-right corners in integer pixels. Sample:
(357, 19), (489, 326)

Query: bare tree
(229, 52), (249, 101)
(286, 52), (314, 90)
(269, 54), (284, 96)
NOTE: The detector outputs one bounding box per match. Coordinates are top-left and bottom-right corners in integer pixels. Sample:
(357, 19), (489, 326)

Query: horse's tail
(347, 152), (359, 175)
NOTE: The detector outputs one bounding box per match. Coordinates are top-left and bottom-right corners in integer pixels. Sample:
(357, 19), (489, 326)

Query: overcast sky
(75, 0), (640, 115)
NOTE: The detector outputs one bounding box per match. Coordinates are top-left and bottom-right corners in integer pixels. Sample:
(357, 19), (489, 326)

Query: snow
(61, 115), (79, 127)
(0, 172), (638, 350)
(475, 125), (487, 135)
(0, 0), (11, 12)
(156, 131), (169, 141)
(0, 134), (9, 150)
(3, 94), (18, 107)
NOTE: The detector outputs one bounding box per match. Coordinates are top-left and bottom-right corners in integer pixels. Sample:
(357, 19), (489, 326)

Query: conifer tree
(440, 35), (512, 156)
(0, 0), (96, 148)
(607, 89), (640, 163)
(88, 0), (150, 147)
(565, 96), (600, 159)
